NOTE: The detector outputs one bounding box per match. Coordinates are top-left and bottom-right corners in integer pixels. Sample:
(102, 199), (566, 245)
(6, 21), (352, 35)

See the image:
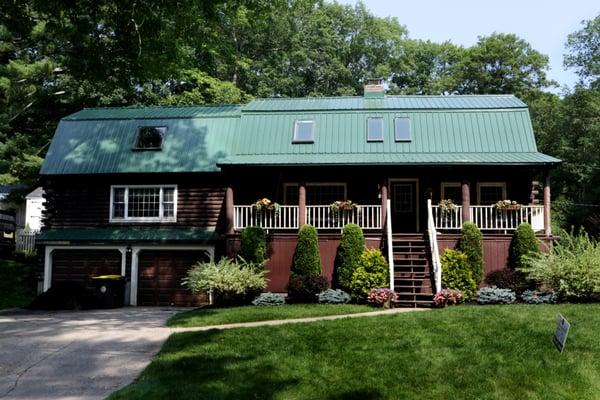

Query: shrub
(484, 269), (530, 293)
(521, 289), (557, 304)
(520, 229), (600, 300)
(240, 226), (267, 264)
(509, 223), (540, 269)
(457, 222), (484, 284)
(367, 288), (398, 307)
(183, 258), (267, 306)
(441, 249), (477, 300)
(291, 224), (322, 277)
(287, 274), (328, 303)
(349, 248), (389, 301)
(317, 289), (351, 304)
(433, 289), (464, 308)
(252, 292), (286, 306)
(334, 224), (365, 291)
(477, 286), (516, 304)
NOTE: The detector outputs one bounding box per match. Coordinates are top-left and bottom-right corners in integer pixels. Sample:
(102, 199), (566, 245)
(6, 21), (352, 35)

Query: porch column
(461, 180), (471, 223)
(380, 182), (388, 229)
(544, 172), (551, 237)
(298, 183), (306, 227)
(225, 186), (234, 234)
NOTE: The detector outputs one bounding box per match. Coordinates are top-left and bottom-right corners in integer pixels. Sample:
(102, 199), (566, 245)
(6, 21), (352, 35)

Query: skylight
(133, 127), (166, 150)
(367, 117), (384, 142)
(293, 120), (315, 143)
(394, 118), (411, 142)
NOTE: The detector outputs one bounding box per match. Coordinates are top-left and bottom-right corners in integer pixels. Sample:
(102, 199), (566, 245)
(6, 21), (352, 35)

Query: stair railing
(427, 199), (442, 293)
(386, 199), (394, 292)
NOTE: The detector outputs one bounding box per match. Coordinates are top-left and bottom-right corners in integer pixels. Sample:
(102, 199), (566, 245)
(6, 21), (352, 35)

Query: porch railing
(431, 205), (545, 232)
(234, 205), (299, 230)
(306, 205), (382, 230)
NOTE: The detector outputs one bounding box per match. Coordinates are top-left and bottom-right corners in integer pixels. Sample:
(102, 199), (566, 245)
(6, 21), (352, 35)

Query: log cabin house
(37, 81), (560, 307)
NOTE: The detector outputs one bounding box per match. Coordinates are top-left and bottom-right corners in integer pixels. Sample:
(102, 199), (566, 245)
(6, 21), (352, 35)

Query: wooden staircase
(391, 233), (435, 307)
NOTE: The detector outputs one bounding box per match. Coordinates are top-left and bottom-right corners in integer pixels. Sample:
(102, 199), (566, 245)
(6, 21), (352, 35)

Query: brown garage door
(52, 249), (122, 290)
(138, 250), (210, 307)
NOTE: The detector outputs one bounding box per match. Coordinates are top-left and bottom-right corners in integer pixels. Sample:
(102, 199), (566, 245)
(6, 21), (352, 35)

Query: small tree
(334, 223), (365, 290)
(240, 226), (267, 264)
(509, 223), (540, 269)
(291, 224), (322, 276)
(349, 248), (389, 301)
(457, 222), (484, 284)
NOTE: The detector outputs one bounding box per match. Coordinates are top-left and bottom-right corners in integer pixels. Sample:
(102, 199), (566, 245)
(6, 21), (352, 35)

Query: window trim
(132, 126), (167, 151)
(109, 184), (178, 223)
(292, 120), (316, 143)
(476, 182), (507, 205)
(440, 182), (462, 201)
(394, 117), (412, 142)
(367, 117), (384, 142)
(283, 182), (347, 205)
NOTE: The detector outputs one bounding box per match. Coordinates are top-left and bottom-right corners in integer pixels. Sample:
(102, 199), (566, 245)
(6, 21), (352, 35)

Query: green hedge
(334, 223), (365, 291)
(457, 222), (484, 284)
(349, 248), (389, 301)
(509, 223), (540, 269)
(441, 249), (477, 300)
(291, 224), (322, 276)
(240, 226), (267, 264)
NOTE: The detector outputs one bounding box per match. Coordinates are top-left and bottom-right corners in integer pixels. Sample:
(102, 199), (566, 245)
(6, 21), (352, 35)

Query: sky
(338, 0), (600, 91)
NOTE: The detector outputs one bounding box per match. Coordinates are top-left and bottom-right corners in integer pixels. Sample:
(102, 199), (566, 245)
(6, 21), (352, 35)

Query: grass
(110, 304), (600, 399)
(0, 258), (37, 309)
(167, 304), (375, 327)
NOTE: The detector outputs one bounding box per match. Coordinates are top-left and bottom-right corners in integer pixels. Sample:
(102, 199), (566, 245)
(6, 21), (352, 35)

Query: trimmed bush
(252, 292), (286, 306)
(240, 226), (267, 264)
(287, 274), (328, 303)
(485, 269), (529, 293)
(508, 223), (540, 269)
(349, 248), (389, 301)
(317, 289), (351, 304)
(477, 286), (516, 304)
(521, 289), (557, 304)
(334, 224), (365, 291)
(441, 249), (477, 300)
(291, 224), (322, 276)
(457, 222), (484, 284)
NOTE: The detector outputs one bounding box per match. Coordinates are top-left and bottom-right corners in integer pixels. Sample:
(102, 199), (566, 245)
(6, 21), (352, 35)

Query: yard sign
(553, 314), (570, 353)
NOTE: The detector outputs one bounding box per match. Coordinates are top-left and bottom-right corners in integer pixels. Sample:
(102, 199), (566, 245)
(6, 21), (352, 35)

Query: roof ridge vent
(363, 78), (385, 99)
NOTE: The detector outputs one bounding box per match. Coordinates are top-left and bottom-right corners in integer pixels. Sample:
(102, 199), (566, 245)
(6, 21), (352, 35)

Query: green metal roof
(37, 228), (219, 242)
(64, 105), (242, 120)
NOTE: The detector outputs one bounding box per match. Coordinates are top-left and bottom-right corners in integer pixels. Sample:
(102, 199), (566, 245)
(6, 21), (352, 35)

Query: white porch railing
(306, 205), (382, 230)
(427, 200), (442, 293)
(15, 229), (38, 253)
(234, 205), (299, 230)
(431, 205), (545, 232)
(385, 200), (394, 292)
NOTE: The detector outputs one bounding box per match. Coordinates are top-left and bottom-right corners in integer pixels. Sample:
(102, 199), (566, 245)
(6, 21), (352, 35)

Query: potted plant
(252, 198), (281, 215)
(330, 200), (359, 213)
(493, 200), (521, 211)
(438, 199), (458, 215)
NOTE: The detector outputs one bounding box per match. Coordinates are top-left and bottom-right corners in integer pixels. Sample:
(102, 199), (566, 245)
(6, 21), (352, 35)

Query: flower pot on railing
(330, 200), (360, 225)
(493, 200), (522, 212)
(251, 198), (281, 225)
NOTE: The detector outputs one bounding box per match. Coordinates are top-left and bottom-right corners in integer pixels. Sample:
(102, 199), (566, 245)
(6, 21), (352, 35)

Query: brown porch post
(461, 180), (471, 223)
(225, 186), (234, 234)
(544, 172), (551, 237)
(380, 181), (388, 228)
(298, 183), (306, 226)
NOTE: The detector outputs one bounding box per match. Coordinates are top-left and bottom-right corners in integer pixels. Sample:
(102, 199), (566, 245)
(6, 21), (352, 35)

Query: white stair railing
(427, 199), (442, 293)
(386, 199), (394, 292)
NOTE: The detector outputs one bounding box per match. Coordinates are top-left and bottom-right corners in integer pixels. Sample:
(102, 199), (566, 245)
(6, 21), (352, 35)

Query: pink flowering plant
(367, 288), (398, 307)
(433, 289), (464, 308)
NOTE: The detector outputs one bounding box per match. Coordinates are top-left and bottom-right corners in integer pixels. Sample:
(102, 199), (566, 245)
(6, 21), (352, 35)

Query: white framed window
(367, 117), (384, 142)
(394, 117), (411, 142)
(283, 182), (347, 205)
(440, 182), (462, 202)
(293, 120), (315, 143)
(110, 185), (177, 222)
(477, 182), (507, 206)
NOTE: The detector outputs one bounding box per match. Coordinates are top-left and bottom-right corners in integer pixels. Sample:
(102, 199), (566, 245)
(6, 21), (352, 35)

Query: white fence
(306, 205), (382, 230)
(15, 229), (38, 252)
(431, 205), (545, 232)
(234, 205), (299, 230)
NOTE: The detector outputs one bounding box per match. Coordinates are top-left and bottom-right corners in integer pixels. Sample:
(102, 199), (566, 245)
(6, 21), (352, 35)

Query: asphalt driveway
(0, 307), (182, 400)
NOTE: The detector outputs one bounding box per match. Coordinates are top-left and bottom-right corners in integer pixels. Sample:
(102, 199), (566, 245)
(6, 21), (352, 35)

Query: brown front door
(390, 180), (418, 232)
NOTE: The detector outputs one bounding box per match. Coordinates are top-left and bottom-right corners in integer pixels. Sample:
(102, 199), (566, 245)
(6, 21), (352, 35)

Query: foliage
(330, 200), (358, 213)
(521, 230), (600, 300)
(366, 288), (398, 307)
(252, 198), (280, 214)
(441, 249), (477, 301)
(183, 258), (267, 305)
(291, 224), (322, 277)
(438, 199), (458, 213)
(433, 289), (464, 308)
(565, 14), (600, 87)
(334, 223), (365, 291)
(348, 248), (389, 301)
(457, 222), (484, 284)
(240, 226), (267, 264)
(477, 287), (517, 304)
(287, 274), (328, 303)
(508, 223), (540, 269)
(0, 258), (37, 309)
(521, 290), (557, 304)
(317, 289), (351, 304)
(484, 269), (529, 294)
(252, 292), (286, 306)
(493, 200), (522, 211)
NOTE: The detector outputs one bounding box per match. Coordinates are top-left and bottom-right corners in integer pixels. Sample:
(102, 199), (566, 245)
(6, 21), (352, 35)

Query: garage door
(137, 250), (210, 307)
(52, 249), (122, 290)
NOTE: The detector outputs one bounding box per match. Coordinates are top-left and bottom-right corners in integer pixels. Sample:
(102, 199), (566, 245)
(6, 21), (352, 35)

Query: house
(37, 82), (560, 307)
(24, 187), (45, 232)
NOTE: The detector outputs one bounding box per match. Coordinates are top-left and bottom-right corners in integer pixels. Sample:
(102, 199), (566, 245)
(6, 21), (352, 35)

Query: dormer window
(133, 126), (165, 150)
(367, 117), (384, 142)
(394, 118), (411, 142)
(293, 120), (315, 143)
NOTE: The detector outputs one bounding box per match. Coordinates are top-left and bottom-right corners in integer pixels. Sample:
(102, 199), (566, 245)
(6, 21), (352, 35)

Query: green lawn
(0, 258), (36, 309)
(111, 304), (600, 400)
(167, 304), (375, 327)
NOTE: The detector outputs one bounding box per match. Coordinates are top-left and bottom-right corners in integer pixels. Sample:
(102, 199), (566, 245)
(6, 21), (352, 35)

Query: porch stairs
(391, 234), (435, 308)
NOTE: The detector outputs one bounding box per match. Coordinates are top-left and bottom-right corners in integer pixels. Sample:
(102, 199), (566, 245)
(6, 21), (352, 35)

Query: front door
(390, 180), (418, 232)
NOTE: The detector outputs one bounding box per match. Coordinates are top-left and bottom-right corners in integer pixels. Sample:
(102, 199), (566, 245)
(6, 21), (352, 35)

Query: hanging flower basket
(438, 199), (458, 214)
(493, 200), (522, 211)
(330, 200), (359, 213)
(252, 198), (281, 215)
